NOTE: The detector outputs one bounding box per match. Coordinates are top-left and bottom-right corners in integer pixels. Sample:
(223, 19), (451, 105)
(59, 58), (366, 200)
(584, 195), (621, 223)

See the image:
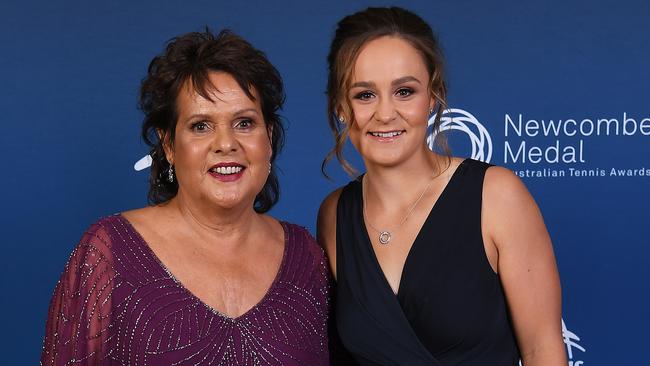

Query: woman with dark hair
(42, 29), (329, 366)
(318, 7), (566, 365)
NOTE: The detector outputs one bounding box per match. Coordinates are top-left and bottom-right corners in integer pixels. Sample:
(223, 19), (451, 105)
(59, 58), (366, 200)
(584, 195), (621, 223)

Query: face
(164, 71), (272, 211)
(345, 36), (434, 167)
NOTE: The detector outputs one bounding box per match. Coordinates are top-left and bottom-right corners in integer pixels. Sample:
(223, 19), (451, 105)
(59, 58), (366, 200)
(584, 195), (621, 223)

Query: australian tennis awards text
(504, 113), (650, 164)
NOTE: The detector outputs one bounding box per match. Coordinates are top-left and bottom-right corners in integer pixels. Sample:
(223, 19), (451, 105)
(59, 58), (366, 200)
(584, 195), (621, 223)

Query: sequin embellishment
(41, 215), (329, 365)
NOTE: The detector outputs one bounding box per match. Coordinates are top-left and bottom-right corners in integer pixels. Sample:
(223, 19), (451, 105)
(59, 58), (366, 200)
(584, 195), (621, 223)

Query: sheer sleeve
(41, 222), (117, 366)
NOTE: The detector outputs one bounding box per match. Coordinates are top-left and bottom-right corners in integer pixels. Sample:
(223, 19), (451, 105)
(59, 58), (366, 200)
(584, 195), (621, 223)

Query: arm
(316, 188), (343, 280)
(482, 167), (567, 365)
(317, 188), (360, 365)
(41, 224), (116, 366)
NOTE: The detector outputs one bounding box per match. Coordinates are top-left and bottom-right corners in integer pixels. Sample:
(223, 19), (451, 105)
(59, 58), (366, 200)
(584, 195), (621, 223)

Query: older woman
(318, 7), (566, 366)
(42, 29), (329, 365)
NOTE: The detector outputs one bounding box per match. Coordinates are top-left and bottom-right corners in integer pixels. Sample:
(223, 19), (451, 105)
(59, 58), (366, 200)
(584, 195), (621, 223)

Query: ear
(266, 123), (273, 140)
(428, 92), (437, 112)
(335, 106), (347, 124)
(157, 129), (174, 165)
(266, 124), (274, 158)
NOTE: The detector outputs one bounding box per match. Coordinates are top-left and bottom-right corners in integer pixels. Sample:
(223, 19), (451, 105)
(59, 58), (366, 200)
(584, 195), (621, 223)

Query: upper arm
(42, 223), (116, 365)
(317, 188), (343, 280)
(482, 167), (566, 362)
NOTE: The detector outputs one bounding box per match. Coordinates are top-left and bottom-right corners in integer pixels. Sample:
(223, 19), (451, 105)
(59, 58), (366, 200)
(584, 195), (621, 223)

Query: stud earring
(338, 116), (346, 124)
(167, 165), (174, 183)
(268, 162), (272, 174)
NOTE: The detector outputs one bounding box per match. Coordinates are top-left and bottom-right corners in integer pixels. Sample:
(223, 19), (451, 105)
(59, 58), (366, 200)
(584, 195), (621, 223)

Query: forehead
(176, 71), (261, 114)
(352, 36), (429, 83)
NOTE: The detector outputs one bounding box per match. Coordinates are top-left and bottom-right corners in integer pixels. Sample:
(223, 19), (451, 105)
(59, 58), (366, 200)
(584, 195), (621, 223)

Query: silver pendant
(379, 231), (391, 245)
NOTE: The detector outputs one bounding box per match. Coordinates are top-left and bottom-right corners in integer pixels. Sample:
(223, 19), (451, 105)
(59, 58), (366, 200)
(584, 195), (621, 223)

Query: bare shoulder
(482, 166), (564, 360)
(317, 187), (345, 278)
(483, 165), (534, 208)
(482, 165), (546, 251)
(483, 165), (538, 217)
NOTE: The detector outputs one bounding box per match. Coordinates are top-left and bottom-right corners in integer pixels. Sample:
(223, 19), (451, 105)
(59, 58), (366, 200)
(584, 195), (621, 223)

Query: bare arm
(483, 167), (567, 365)
(317, 188), (343, 280)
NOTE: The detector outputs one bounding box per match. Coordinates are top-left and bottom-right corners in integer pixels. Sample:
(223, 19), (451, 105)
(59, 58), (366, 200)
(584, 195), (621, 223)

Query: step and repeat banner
(1, 0), (647, 364)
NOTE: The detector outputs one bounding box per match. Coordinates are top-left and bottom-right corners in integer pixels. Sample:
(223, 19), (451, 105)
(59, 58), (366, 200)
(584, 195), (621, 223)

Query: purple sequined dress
(41, 214), (330, 365)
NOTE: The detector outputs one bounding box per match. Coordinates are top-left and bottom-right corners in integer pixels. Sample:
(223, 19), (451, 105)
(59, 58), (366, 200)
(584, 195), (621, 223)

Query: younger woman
(318, 7), (567, 365)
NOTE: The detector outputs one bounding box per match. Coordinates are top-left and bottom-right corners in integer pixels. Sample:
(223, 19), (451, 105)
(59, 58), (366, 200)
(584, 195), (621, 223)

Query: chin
(363, 148), (408, 167)
(364, 156), (402, 169)
(208, 190), (247, 209)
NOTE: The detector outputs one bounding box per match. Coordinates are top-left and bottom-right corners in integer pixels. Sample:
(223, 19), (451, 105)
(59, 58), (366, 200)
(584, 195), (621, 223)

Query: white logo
(134, 154), (152, 171)
(517, 318), (584, 366)
(563, 319), (586, 364)
(427, 108), (492, 163)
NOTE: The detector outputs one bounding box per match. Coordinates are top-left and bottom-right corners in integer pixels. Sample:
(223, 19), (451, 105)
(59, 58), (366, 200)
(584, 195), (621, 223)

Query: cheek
(347, 126), (364, 152)
(242, 135), (272, 164)
(349, 104), (373, 136)
(404, 109), (429, 126)
(400, 100), (432, 126)
(172, 138), (211, 179)
(352, 103), (374, 122)
(175, 141), (205, 162)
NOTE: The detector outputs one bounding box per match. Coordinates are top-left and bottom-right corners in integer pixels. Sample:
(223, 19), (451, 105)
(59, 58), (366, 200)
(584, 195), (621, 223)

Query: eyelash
(352, 88), (415, 101)
(353, 91), (375, 101)
(235, 119), (254, 129)
(190, 119), (255, 132)
(191, 121), (209, 132)
(395, 87), (414, 97)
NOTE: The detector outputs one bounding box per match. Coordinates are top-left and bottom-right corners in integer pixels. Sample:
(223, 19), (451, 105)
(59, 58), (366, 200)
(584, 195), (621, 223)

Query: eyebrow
(232, 108), (260, 117)
(350, 76), (422, 89)
(391, 76), (421, 86)
(184, 113), (211, 122)
(184, 108), (259, 121)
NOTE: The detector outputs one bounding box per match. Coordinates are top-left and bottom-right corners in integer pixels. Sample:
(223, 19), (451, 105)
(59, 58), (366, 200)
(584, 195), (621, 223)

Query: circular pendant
(378, 231), (392, 245)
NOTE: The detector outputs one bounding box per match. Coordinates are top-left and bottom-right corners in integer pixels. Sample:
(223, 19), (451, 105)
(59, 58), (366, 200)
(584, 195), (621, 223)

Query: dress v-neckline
(116, 213), (289, 322)
(359, 159), (467, 297)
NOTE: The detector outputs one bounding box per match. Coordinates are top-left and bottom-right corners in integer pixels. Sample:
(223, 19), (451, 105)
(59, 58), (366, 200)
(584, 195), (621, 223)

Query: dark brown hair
(139, 29), (285, 212)
(324, 6), (449, 176)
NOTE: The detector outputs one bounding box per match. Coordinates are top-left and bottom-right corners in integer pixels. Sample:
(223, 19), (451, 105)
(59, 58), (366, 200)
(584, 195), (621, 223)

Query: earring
(338, 116), (346, 124)
(429, 107), (434, 115)
(167, 165), (174, 183)
(268, 162), (272, 174)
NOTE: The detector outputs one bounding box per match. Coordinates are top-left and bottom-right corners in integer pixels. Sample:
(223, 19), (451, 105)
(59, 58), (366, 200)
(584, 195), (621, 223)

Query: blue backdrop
(2, 0), (648, 364)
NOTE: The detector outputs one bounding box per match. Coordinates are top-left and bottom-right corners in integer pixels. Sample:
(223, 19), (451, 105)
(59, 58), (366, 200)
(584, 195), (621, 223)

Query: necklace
(362, 167), (445, 245)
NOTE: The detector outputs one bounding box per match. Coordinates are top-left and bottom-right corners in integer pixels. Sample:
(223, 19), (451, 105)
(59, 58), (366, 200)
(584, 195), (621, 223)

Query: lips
(368, 130), (404, 138)
(367, 129), (405, 141)
(208, 162), (246, 182)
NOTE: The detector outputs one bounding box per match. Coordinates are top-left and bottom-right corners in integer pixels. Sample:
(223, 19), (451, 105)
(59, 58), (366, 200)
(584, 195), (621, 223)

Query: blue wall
(2, 0), (648, 364)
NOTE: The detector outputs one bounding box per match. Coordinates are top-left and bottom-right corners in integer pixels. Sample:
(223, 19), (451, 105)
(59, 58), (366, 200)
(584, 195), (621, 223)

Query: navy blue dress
(334, 159), (521, 365)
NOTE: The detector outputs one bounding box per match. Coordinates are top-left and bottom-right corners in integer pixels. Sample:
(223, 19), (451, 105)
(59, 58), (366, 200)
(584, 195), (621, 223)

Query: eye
(234, 118), (255, 130)
(191, 121), (209, 132)
(395, 87), (414, 98)
(353, 91), (375, 101)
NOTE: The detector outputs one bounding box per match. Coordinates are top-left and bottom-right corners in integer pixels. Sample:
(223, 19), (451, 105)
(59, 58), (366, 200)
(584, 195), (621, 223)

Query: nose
(212, 128), (238, 154)
(374, 97), (397, 123)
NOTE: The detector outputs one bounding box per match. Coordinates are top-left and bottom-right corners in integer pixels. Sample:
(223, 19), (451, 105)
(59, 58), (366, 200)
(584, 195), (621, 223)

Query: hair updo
(324, 6), (449, 176)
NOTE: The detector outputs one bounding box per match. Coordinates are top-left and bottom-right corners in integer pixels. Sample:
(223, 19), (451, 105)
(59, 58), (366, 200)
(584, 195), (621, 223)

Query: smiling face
(346, 36), (434, 168)
(164, 71), (272, 211)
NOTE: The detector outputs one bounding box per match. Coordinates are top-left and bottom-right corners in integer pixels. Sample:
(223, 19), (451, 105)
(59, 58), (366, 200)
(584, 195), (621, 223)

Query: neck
(167, 190), (260, 247)
(363, 149), (447, 210)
